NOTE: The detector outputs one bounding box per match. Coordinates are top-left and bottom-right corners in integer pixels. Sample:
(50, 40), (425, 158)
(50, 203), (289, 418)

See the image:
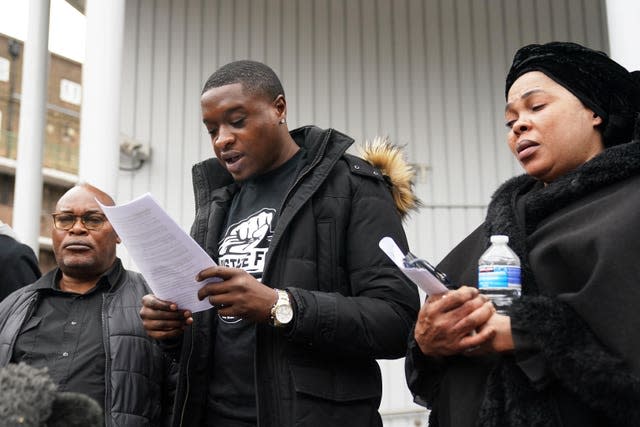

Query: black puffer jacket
(171, 126), (420, 427)
(0, 259), (176, 427)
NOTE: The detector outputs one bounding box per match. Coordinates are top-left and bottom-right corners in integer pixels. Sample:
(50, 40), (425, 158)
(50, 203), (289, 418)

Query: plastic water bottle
(478, 235), (521, 314)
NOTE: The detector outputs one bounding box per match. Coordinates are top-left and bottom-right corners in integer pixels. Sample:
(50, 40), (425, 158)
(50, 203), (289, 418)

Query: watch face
(276, 304), (293, 324)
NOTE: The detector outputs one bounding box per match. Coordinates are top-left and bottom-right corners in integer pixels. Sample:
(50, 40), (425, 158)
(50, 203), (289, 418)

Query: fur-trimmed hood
(360, 137), (421, 219)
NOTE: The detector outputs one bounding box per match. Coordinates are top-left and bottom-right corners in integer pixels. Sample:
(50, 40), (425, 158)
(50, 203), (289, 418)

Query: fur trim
(360, 137), (421, 219)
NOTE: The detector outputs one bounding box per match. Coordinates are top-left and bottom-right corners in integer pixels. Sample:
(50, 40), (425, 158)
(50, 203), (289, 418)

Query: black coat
(0, 234), (41, 302)
(171, 126), (420, 427)
(406, 140), (640, 427)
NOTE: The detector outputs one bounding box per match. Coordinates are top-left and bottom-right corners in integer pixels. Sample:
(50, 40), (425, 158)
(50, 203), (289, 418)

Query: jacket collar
(289, 125), (353, 168)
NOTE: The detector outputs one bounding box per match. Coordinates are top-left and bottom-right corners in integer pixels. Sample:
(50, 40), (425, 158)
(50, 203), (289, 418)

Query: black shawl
(409, 140), (640, 427)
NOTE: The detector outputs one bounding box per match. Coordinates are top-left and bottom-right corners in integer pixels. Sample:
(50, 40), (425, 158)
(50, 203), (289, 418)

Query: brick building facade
(0, 33), (82, 273)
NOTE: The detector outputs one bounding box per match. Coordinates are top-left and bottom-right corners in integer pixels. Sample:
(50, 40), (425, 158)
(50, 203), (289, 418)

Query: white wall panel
(117, 0), (609, 425)
(181, 0), (205, 223)
(148, 0), (171, 210)
(328, 0), (348, 132)
(118, 0), (139, 194)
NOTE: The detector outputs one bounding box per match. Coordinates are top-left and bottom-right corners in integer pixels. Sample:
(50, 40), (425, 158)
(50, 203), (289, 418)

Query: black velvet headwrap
(505, 41), (640, 146)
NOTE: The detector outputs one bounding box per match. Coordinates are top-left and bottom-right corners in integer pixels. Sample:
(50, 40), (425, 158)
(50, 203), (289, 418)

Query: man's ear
(274, 94), (287, 119)
(592, 111), (603, 127)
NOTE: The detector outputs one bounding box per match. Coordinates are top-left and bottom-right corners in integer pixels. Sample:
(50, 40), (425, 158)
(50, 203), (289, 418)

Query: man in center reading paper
(140, 60), (420, 426)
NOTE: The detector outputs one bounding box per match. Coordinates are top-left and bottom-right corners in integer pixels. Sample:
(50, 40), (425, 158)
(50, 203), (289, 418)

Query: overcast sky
(0, 0), (85, 63)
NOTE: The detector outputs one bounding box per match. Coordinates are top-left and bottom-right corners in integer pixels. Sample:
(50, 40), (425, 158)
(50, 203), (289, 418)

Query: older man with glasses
(0, 183), (176, 426)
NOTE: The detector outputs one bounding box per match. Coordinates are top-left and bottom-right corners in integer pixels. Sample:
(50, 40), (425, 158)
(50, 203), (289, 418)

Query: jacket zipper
(178, 322), (195, 426)
(102, 293), (112, 426)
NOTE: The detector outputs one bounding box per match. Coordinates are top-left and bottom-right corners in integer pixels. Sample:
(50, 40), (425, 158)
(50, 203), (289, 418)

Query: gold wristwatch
(270, 289), (293, 327)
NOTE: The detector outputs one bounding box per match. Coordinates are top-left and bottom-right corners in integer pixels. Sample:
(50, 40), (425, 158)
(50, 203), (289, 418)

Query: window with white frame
(0, 57), (9, 82)
(60, 78), (82, 105)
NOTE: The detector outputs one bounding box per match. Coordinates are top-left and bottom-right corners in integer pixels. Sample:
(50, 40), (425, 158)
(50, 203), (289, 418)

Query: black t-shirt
(207, 149), (304, 426)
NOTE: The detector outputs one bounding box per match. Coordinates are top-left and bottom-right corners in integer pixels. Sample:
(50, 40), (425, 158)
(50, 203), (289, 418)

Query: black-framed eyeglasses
(51, 213), (108, 231)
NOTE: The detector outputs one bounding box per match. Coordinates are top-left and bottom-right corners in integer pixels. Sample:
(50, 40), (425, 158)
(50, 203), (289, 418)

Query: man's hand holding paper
(140, 294), (193, 340)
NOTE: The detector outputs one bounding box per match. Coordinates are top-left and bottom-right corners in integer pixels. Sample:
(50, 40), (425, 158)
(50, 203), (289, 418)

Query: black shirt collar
(33, 258), (124, 293)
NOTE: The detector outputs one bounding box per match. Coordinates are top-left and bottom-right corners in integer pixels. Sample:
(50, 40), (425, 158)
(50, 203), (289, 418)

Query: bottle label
(478, 266), (521, 289)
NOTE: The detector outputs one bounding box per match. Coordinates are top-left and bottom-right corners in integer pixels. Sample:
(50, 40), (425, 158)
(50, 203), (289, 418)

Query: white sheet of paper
(98, 193), (215, 312)
(378, 236), (449, 295)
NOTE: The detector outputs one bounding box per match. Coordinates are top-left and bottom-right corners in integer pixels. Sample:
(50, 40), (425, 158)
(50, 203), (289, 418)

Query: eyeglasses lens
(53, 214), (106, 230)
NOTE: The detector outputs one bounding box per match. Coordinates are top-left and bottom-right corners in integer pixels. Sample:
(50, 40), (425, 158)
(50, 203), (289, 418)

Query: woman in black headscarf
(405, 41), (640, 427)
